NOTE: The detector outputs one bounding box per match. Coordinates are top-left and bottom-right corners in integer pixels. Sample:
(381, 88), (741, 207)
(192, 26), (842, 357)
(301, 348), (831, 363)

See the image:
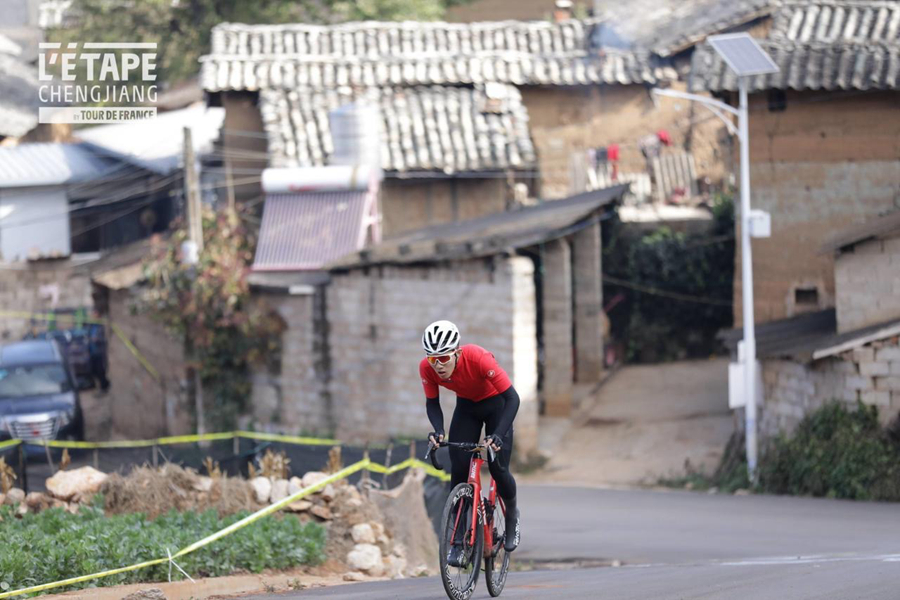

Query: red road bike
(427, 440), (511, 599)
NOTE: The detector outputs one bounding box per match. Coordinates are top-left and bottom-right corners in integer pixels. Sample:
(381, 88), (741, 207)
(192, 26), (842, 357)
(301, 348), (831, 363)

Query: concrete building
(721, 211), (900, 438)
(691, 0), (900, 324)
(244, 185), (623, 452)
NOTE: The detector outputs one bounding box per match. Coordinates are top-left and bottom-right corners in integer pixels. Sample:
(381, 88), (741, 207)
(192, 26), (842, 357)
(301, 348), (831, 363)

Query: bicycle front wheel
(484, 497), (510, 597)
(439, 483), (484, 600)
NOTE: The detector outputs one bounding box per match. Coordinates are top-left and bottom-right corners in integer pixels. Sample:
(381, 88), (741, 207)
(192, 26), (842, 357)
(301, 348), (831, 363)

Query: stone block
(852, 347), (875, 363)
(875, 377), (900, 391)
(861, 390), (891, 407)
(845, 375), (873, 391)
(876, 347), (900, 362)
(859, 361), (890, 377)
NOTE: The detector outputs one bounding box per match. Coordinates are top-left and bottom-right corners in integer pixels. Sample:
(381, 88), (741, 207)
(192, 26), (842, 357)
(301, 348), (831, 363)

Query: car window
(0, 365), (72, 397)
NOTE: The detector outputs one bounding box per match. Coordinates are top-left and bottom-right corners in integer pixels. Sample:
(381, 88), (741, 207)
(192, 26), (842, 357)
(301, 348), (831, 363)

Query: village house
(691, 0), (900, 325)
(721, 210), (900, 438)
(199, 7), (761, 237)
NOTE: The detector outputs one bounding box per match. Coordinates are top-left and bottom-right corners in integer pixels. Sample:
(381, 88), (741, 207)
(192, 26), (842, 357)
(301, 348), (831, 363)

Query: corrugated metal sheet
(200, 20), (676, 91)
(652, 152), (698, 203)
(260, 85), (535, 174)
(75, 105), (225, 175)
(0, 143), (113, 188)
(253, 190), (374, 271)
(329, 184), (626, 269)
(820, 209), (900, 254)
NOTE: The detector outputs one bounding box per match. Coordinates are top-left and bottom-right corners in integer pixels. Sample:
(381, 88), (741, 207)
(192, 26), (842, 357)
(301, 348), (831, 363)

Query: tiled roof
(690, 1), (900, 92)
(820, 209), (900, 253)
(690, 39), (900, 91)
(770, 0), (900, 45)
(261, 85), (536, 173)
(253, 189), (377, 271)
(200, 19), (675, 90)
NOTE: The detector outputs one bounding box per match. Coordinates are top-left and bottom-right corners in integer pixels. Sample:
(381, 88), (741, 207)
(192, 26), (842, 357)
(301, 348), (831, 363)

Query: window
(768, 89), (787, 112)
(795, 287), (819, 307)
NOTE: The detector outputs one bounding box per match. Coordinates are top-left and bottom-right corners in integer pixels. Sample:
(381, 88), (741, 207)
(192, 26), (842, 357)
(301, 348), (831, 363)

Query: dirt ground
(524, 359), (735, 487)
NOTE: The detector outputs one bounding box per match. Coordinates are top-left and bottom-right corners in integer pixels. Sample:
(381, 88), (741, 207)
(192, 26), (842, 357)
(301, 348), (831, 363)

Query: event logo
(38, 42), (158, 124)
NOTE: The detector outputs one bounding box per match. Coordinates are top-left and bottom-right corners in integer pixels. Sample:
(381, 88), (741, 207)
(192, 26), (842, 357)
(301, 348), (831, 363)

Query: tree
(49, 0), (468, 89)
(138, 206), (283, 430)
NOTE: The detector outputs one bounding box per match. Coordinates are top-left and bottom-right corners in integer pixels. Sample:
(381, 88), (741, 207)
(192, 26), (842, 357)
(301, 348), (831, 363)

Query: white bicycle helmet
(422, 320), (460, 356)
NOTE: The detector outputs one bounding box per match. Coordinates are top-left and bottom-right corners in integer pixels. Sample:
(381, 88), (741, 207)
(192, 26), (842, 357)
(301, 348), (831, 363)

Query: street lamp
(652, 33), (779, 481)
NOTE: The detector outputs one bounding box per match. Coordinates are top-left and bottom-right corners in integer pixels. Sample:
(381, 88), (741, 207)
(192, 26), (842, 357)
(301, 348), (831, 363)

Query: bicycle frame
(451, 450), (505, 558)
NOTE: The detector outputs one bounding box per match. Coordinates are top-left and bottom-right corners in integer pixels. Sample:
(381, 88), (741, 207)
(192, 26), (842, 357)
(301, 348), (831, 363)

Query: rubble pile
(2, 464), (438, 579)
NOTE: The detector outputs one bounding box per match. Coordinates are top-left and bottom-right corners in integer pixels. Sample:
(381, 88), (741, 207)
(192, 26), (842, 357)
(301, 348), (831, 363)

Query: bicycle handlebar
(424, 440), (495, 471)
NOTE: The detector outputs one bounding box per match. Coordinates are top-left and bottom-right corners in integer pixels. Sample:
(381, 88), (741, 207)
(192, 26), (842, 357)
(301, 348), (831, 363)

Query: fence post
(409, 440), (416, 461)
(43, 444), (55, 475)
(19, 443), (28, 494)
(233, 433), (240, 458)
(361, 444), (370, 497)
(152, 444), (159, 468)
(93, 448), (99, 470)
(382, 443), (393, 489)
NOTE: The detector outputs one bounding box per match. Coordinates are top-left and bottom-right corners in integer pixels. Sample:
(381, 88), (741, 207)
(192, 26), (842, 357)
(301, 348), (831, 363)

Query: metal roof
(329, 184), (626, 269)
(253, 189), (377, 271)
(0, 143), (114, 188)
(74, 105), (225, 175)
(719, 308), (900, 363)
(820, 210), (900, 254)
(261, 85), (536, 174)
(200, 19), (675, 91)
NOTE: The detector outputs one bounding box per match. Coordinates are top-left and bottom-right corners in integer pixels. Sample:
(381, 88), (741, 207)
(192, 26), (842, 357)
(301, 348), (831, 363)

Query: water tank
(329, 102), (383, 171)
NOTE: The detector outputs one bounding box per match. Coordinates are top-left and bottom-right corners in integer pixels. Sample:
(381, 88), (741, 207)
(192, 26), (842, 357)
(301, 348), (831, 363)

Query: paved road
(244, 484), (900, 599)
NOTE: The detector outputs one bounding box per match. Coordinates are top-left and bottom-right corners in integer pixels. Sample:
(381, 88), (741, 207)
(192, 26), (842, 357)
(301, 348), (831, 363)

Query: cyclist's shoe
(447, 543), (467, 568)
(504, 508), (520, 552)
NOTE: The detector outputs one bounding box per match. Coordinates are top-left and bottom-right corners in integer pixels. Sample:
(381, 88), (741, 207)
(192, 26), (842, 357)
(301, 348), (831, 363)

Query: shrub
(0, 505), (325, 596)
(757, 401), (900, 501)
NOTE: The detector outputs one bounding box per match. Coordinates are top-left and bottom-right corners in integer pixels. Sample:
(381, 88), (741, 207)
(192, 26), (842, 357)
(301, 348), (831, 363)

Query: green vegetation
(0, 503), (325, 596)
(603, 193), (735, 363)
(661, 402), (900, 501)
(50, 0), (472, 89)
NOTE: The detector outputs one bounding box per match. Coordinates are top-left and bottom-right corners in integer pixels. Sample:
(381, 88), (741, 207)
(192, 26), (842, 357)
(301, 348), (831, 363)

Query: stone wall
(326, 256), (540, 453)
(541, 239), (573, 416)
(733, 90), (900, 325)
(245, 291), (333, 435)
(761, 339), (900, 437)
(106, 287), (191, 439)
(834, 235), (900, 334)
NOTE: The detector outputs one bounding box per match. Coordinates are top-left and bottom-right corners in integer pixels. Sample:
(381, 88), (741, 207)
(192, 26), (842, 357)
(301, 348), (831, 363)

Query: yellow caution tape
(235, 431), (341, 446)
(109, 322), (162, 383)
(0, 439), (21, 451)
(0, 310), (107, 326)
(0, 457), (447, 598)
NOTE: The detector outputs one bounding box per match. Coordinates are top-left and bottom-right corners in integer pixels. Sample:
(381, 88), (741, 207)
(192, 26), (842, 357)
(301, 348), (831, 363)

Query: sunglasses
(427, 354), (455, 365)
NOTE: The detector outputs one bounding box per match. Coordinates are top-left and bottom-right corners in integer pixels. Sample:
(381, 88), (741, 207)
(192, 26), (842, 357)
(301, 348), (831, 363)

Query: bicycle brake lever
(487, 445), (496, 463)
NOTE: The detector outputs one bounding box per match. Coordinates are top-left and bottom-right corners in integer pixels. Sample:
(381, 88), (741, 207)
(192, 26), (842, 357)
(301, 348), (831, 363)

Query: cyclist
(420, 320), (521, 567)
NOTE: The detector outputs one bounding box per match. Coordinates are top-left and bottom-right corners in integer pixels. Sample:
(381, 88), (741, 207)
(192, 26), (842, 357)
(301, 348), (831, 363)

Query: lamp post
(652, 33), (779, 481)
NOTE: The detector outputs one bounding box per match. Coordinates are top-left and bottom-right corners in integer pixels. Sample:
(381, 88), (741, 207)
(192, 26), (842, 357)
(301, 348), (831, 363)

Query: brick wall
(540, 239), (573, 416)
(834, 236), (900, 334)
(0, 260), (93, 342)
(572, 221), (604, 380)
(523, 80), (727, 200)
(733, 90), (900, 325)
(761, 340), (900, 437)
(380, 178), (509, 238)
(106, 288), (190, 439)
(326, 256), (540, 453)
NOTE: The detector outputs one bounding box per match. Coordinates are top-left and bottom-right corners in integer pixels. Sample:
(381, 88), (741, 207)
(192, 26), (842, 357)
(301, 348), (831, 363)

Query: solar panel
(708, 33), (780, 77)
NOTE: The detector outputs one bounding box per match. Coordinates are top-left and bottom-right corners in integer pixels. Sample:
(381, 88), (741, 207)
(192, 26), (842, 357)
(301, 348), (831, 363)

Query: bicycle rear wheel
(484, 498), (510, 597)
(439, 483), (484, 600)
